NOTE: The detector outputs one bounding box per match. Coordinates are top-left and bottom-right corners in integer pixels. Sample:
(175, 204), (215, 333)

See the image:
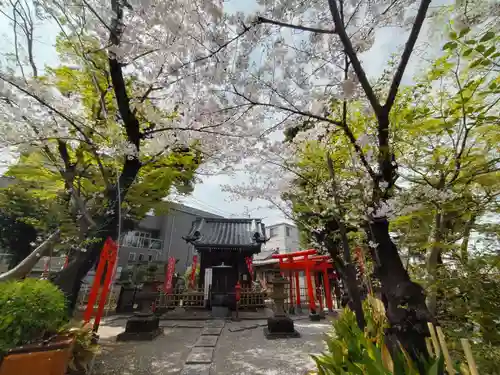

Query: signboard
(204, 268), (212, 303)
(164, 257), (176, 294)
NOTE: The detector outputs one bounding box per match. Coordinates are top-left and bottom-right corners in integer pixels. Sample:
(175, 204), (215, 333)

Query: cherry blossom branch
(109, 0), (141, 149)
(230, 86), (343, 127)
(327, 0), (381, 113)
(384, 0), (432, 113)
(256, 16), (336, 34)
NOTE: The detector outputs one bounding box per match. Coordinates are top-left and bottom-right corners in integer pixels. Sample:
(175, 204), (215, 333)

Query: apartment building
(264, 222), (300, 254)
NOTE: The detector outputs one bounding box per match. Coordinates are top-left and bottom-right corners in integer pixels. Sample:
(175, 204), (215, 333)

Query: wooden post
(305, 263), (316, 313)
(461, 338), (479, 375)
(323, 267), (333, 311)
(295, 271), (301, 308)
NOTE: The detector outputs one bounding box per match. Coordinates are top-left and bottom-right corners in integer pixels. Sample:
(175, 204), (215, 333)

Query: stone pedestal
(117, 288), (162, 341)
(309, 311), (321, 321)
(264, 274), (300, 339)
(117, 312), (162, 341)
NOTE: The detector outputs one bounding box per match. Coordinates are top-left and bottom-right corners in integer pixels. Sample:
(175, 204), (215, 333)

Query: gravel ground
(92, 327), (201, 375)
(92, 319), (332, 375)
(211, 320), (330, 375)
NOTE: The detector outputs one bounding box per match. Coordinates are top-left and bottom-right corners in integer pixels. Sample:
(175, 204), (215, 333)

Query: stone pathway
(181, 320), (225, 375)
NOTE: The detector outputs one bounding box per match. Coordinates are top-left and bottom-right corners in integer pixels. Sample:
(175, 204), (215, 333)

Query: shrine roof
(183, 218), (266, 251)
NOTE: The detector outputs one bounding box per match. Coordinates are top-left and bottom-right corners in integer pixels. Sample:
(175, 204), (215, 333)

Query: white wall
(265, 223), (300, 253)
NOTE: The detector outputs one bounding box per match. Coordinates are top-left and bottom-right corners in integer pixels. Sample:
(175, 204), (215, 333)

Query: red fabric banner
(190, 255), (198, 288)
(83, 237), (118, 329)
(245, 256), (253, 280)
(164, 257), (176, 294)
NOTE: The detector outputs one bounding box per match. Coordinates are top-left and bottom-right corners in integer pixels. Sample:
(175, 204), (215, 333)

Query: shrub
(0, 278), (67, 354)
(311, 297), (457, 375)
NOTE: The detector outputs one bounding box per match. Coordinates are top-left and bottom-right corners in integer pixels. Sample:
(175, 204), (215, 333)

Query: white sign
(204, 268), (212, 304)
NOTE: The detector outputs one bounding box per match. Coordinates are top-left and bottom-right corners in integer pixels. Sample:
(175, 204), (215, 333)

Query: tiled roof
(254, 249), (278, 261)
(184, 218), (266, 250)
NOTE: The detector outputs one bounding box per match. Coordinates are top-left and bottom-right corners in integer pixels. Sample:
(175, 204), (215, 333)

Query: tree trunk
(426, 211), (445, 316)
(51, 158), (141, 313)
(368, 219), (433, 363)
(460, 214), (476, 263)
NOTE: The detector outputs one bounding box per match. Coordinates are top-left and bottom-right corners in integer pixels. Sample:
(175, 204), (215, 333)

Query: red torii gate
(272, 249), (337, 314)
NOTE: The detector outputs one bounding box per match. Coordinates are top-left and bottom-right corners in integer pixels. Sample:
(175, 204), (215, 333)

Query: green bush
(311, 298), (456, 375)
(0, 279), (67, 354)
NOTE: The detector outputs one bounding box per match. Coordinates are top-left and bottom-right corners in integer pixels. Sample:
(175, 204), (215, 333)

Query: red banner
(190, 255), (198, 288)
(245, 256), (253, 281)
(164, 257), (176, 294)
(83, 237), (118, 332)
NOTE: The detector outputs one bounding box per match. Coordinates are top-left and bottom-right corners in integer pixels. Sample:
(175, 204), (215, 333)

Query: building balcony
(120, 234), (163, 250)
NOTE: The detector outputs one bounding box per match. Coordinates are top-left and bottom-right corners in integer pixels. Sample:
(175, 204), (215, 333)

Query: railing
(76, 284), (120, 312)
(121, 235), (163, 250)
(239, 288), (266, 308)
(155, 287), (205, 309)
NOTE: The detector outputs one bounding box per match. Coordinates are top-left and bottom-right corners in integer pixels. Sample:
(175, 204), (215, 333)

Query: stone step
(180, 364), (211, 375)
(185, 347), (214, 365)
(194, 335), (218, 348)
(201, 327), (223, 336)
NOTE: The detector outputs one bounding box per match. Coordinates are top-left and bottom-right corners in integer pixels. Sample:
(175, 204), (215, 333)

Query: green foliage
(0, 279), (67, 354)
(59, 321), (100, 374)
(312, 303), (455, 375)
(0, 181), (70, 268)
(431, 254), (500, 374)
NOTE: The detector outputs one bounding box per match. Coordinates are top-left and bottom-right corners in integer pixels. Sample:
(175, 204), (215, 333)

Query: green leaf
(463, 48), (474, 57)
(480, 31), (495, 42)
(483, 46), (496, 57)
(443, 41), (457, 51)
(449, 31), (457, 40)
(459, 27), (471, 38)
(476, 44), (486, 53)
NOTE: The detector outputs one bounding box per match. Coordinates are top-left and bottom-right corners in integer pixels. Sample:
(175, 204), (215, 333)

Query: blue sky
(0, 0), (446, 226)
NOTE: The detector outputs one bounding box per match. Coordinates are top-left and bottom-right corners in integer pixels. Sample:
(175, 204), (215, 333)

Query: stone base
(288, 306), (295, 315)
(309, 312), (321, 321)
(116, 313), (162, 342)
(318, 309), (326, 319)
(263, 327), (300, 339)
(264, 316), (300, 339)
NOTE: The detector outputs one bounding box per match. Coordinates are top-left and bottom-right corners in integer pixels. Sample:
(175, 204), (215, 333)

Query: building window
(128, 252), (136, 261)
(121, 230), (162, 249)
(286, 226), (291, 236)
(138, 253), (144, 262)
(269, 228), (277, 237)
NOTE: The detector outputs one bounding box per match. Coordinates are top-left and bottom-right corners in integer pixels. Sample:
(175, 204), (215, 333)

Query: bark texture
(368, 219), (434, 363)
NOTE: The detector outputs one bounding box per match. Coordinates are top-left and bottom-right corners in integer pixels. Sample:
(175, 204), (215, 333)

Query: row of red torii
(271, 249), (338, 314)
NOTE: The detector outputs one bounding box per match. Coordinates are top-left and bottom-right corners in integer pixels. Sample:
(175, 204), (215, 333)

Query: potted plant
(0, 279), (73, 375)
(61, 322), (100, 375)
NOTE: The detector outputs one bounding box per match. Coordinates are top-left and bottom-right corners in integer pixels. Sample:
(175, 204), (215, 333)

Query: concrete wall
(264, 223), (300, 253)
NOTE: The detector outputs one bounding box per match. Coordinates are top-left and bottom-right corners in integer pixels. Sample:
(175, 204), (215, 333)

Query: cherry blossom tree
(221, 0), (498, 362)
(0, 0), (266, 308)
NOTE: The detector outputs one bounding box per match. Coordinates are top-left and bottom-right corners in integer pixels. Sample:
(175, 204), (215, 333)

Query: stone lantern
(264, 272), (300, 339)
(117, 282), (162, 341)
